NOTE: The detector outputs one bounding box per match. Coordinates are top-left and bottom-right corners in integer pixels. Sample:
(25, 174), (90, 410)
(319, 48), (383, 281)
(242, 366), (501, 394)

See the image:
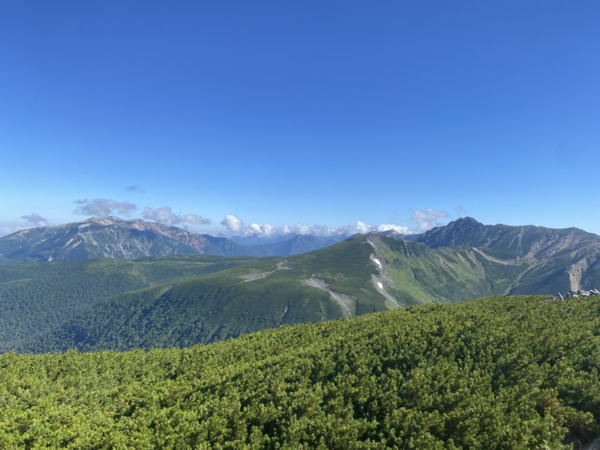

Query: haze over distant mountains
(1, 216), (600, 353)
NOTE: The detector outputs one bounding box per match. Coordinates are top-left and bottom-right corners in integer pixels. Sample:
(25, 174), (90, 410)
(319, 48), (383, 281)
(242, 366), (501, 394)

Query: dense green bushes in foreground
(1, 295), (600, 448)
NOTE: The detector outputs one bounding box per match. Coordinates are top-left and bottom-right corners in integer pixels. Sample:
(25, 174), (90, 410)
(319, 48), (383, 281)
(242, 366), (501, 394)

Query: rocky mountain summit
(0, 216), (245, 262)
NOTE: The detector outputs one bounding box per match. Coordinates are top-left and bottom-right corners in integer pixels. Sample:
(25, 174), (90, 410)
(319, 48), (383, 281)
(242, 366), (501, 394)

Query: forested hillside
(1, 295), (599, 448)
(0, 255), (255, 352)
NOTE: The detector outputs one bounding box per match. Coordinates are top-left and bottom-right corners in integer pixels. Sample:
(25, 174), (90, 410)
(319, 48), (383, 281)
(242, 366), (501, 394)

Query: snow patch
(280, 304), (289, 322)
(372, 274), (400, 309)
(373, 258), (382, 268)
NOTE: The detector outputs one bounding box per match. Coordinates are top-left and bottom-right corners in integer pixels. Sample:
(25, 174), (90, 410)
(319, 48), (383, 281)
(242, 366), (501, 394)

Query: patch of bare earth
(241, 260), (293, 282)
(304, 277), (354, 317)
(241, 271), (273, 282)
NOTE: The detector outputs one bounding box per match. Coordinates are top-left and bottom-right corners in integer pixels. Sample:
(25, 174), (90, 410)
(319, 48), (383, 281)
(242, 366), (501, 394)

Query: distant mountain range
(1, 216), (599, 353)
(0, 216), (345, 262)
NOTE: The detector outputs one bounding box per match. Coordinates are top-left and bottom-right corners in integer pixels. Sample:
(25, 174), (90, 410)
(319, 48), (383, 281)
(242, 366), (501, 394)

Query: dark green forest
(1, 295), (599, 448)
(0, 255), (255, 352)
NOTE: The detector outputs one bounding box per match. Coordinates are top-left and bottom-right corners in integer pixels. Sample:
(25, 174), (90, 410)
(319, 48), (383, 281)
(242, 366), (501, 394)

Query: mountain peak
(62, 216), (129, 229)
(441, 217), (483, 231)
(450, 216), (481, 226)
(414, 217), (600, 260)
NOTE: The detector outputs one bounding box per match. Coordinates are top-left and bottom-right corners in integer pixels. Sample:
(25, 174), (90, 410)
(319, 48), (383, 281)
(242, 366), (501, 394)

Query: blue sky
(1, 1), (599, 238)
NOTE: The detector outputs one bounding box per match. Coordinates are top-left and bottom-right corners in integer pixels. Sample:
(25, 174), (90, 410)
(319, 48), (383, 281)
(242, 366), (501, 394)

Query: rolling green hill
(1, 295), (599, 448)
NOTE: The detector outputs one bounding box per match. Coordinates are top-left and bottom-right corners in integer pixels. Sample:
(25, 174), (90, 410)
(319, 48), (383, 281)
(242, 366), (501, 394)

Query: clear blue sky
(1, 1), (599, 237)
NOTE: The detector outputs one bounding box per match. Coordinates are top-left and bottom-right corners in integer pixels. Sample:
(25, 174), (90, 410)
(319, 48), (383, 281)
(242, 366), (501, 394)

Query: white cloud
(355, 221), (372, 234)
(221, 215), (412, 238)
(221, 214), (244, 232)
(377, 224), (411, 234)
(74, 199), (136, 217)
(181, 213), (212, 225)
(21, 213), (48, 227)
(293, 224), (311, 235)
(412, 208), (449, 232)
(247, 223), (276, 237)
(143, 207), (211, 227)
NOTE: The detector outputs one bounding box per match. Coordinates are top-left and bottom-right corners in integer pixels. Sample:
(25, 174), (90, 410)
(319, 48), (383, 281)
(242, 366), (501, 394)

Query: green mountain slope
(17, 236), (387, 352)
(1, 295), (599, 448)
(372, 236), (530, 305)
(13, 234), (534, 353)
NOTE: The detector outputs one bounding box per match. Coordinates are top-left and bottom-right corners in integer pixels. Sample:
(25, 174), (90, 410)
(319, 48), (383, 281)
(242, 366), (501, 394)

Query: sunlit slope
(1, 295), (599, 448)
(370, 235), (532, 305)
(20, 235), (529, 352)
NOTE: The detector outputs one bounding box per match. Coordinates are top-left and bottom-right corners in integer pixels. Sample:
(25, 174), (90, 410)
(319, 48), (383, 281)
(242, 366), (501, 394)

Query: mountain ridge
(411, 217), (600, 259)
(0, 216), (346, 262)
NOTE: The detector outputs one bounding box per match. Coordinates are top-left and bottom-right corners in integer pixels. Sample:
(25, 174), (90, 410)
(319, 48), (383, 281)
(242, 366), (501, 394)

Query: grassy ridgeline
(1, 295), (599, 448)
